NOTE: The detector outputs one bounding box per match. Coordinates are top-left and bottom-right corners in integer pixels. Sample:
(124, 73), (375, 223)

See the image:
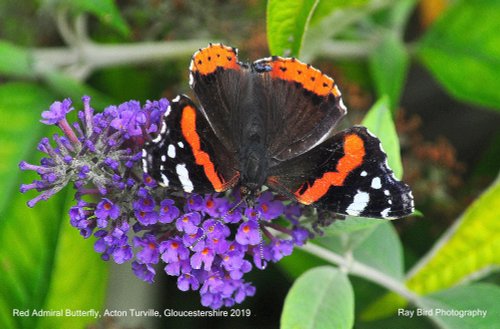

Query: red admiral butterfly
(143, 43), (414, 219)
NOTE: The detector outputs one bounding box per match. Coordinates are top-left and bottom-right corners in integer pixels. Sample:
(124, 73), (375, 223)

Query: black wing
(267, 126), (414, 219)
(252, 56), (347, 162)
(189, 43), (252, 150)
(142, 95), (240, 193)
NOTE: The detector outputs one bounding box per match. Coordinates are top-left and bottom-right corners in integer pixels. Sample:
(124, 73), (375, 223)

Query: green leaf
(0, 41), (33, 78)
(0, 83), (55, 215)
(301, 0), (386, 61)
(351, 222), (404, 280)
(362, 96), (403, 179)
(39, 198), (108, 329)
(0, 82), (108, 328)
(369, 32), (409, 112)
(308, 0), (369, 26)
(317, 221), (403, 280)
(404, 177), (500, 293)
(278, 248), (329, 280)
(0, 190), (108, 329)
(363, 177), (500, 320)
(383, 0), (417, 31)
(419, 284), (500, 329)
(267, 0), (320, 57)
(281, 266), (354, 329)
(321, 217), (382, 235)
(416, 0), (500, 110)
(55, 0), (130, 36)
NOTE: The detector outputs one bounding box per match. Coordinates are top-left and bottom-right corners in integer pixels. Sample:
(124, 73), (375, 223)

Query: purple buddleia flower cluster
(19, 96), (311, 309)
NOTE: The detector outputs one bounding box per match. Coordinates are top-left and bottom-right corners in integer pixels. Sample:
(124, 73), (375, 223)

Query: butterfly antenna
(188, 227), (207, 251)
(256, 209), (267, 270)
(189, 198), (244, 250)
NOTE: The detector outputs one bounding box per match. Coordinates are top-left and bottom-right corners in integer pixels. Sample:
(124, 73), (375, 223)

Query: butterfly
(142, 43), (414, 219)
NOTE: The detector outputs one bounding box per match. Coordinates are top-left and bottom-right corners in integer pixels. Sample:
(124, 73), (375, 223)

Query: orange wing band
(180, 105), (227, 192)
(191, 44), (240, 75)
(267, 58), (341, 98)
(294, 134), (366, 205)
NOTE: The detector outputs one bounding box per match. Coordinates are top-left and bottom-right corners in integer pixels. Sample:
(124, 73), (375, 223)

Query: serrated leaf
(363, 177), (500, 320)
(0, 41), (33, 77)
(419, 284), (500, 329)
(281, 266), (354, 329)
(416, 0), (500, 110)
(362, 96), (403, 179)
(267, 0), (320, 57)
(369, 32), (409, 112)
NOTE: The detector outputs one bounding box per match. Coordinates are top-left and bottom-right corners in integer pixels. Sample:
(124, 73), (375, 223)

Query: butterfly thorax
(238, 102), (268, 194)
(239, 140), (268, 193)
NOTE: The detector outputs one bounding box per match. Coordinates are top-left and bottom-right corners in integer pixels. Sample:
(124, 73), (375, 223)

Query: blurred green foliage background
(0, 0), (499, 328)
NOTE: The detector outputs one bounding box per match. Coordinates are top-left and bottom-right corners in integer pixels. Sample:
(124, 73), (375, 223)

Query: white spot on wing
(346, 190), (370, 216)
(161, 155), (166, 162)
(384, 190), (390, 196)
(189, 72), (194, 87)
(160, 173), (169, 187)
(371, 177), (382, 189)
(178, 141), (184, 148)
(172, 95), (181, 103)
(176, 163), (193, 192)
(152, 133), (163, 143)
(141, 149), (148, 173)
(360, 171), (368, 177)
(338, 98), (347, 113)
(381, 208), (391, 218)
(163, 105), (172, 118)
(168, 144), (176, 158)
(365, 128), (377, 138)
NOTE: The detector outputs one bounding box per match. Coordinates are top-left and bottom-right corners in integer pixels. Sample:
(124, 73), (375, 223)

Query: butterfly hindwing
(267, 126), (414, 219)
(143, 43), (414, 219)
(142, 95), (239, 194)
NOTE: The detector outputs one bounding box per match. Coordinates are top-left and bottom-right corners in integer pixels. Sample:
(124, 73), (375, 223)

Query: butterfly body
(142, 44), (414, 219)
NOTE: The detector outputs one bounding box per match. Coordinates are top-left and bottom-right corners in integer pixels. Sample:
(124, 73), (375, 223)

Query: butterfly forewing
(143, 95), (239, 194)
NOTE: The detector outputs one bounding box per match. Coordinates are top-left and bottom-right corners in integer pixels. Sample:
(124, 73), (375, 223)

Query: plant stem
(299, 242), (421, 305)
(313, 40), (377, 59)
(32, 39), (215, 80)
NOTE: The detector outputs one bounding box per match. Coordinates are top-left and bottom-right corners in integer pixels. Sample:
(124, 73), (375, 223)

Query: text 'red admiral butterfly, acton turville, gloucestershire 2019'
(142, 43), (414, 219)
